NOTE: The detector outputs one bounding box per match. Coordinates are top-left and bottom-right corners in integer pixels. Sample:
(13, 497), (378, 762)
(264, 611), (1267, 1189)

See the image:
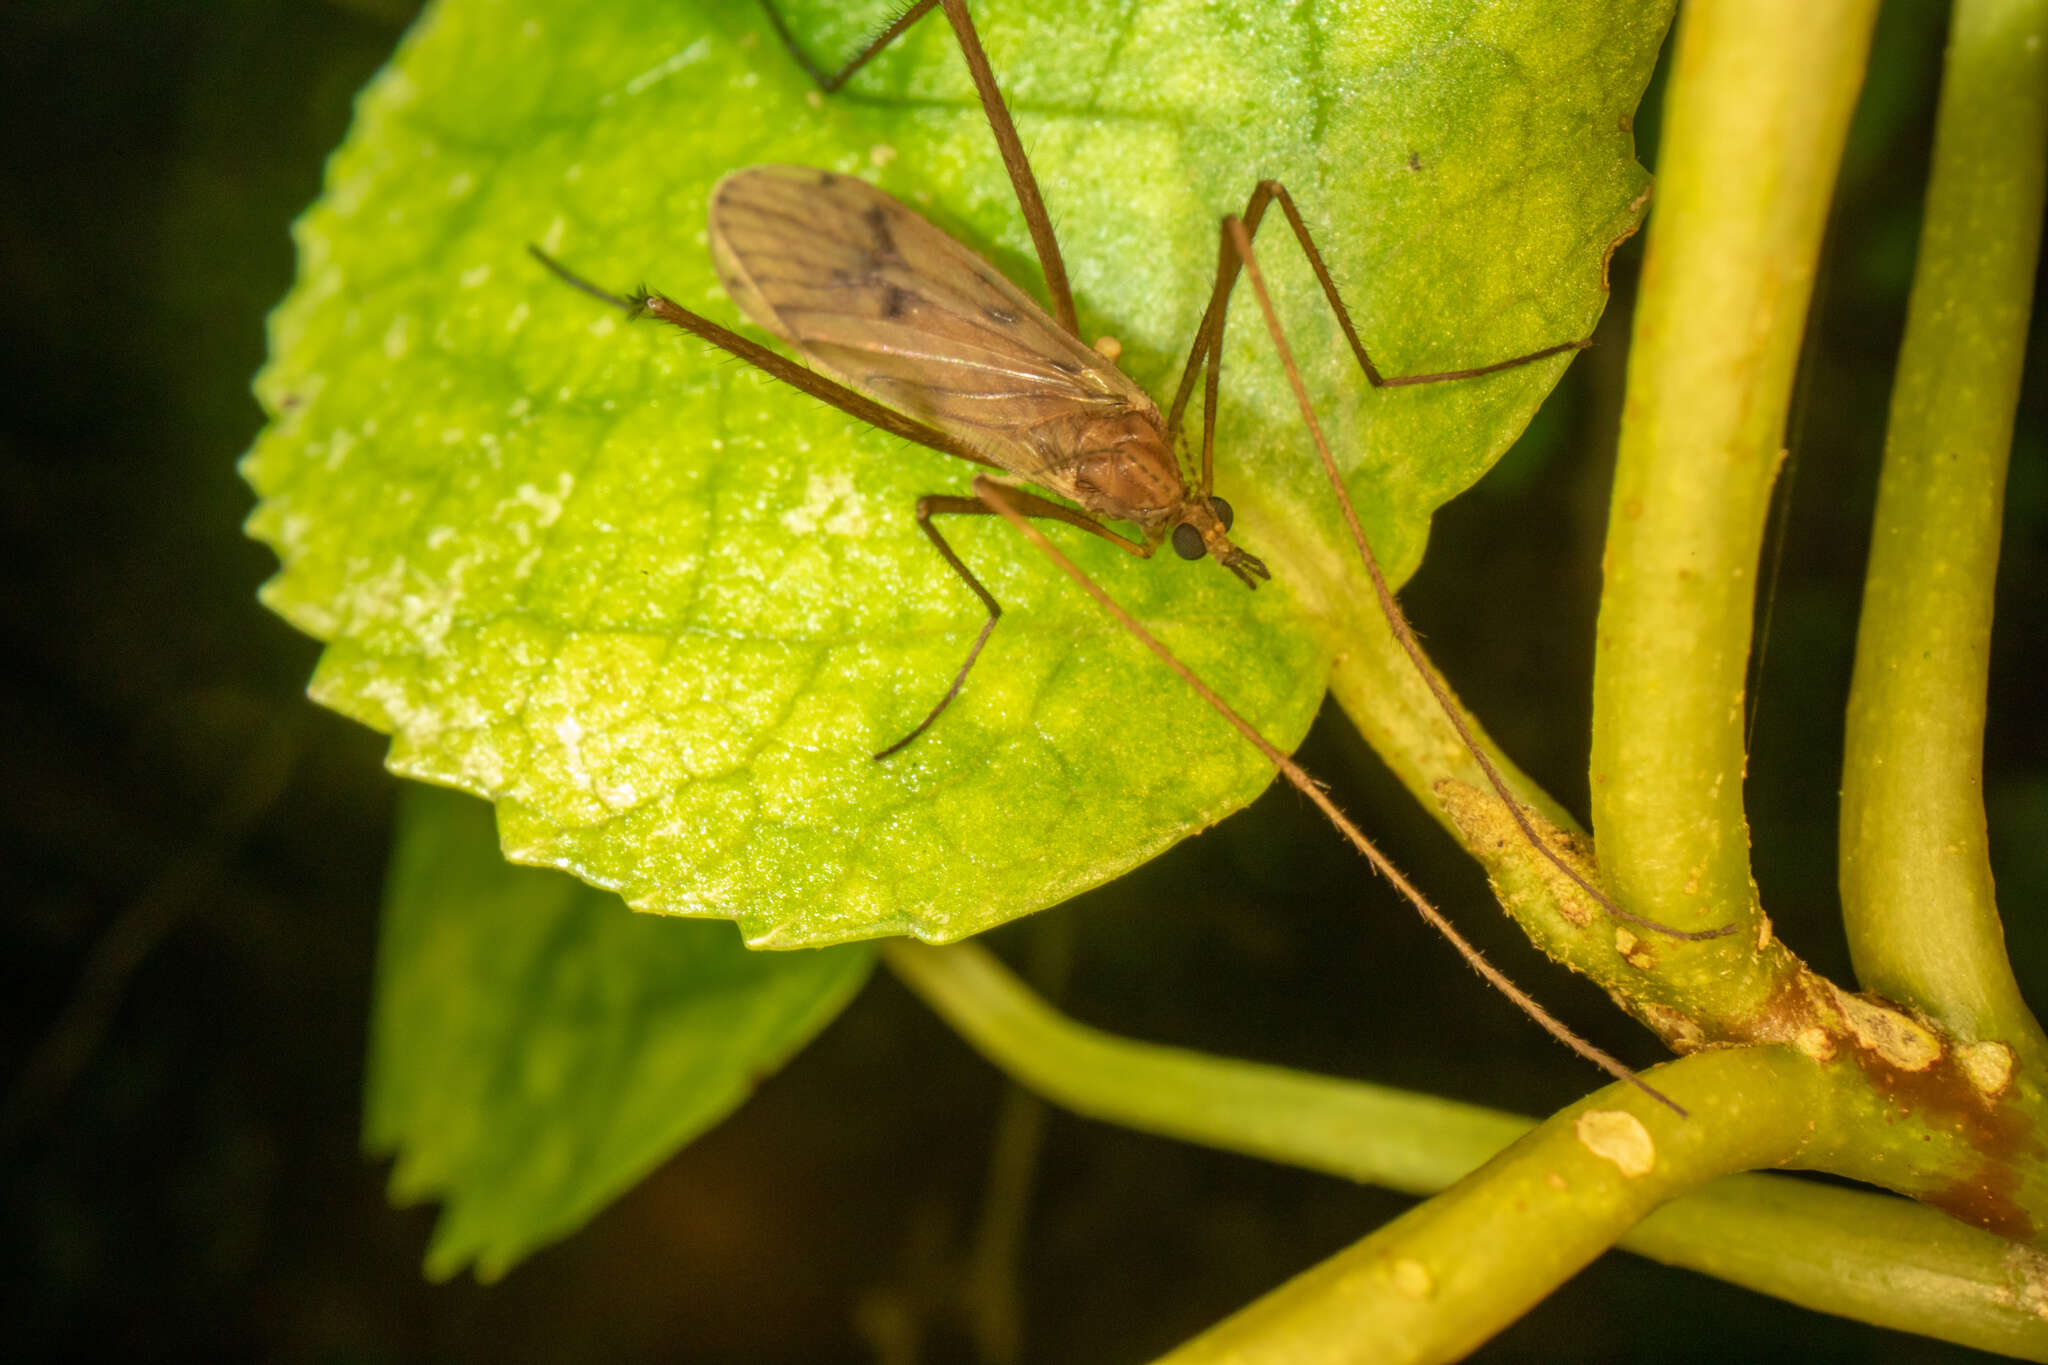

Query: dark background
(3, 0), (2043, 1361)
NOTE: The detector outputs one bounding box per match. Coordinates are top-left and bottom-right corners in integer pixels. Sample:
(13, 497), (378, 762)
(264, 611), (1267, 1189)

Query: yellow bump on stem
(1576, 1109), (1657, 1177)
(1839, 0), (2048, 1052)
(1959, 1040), (2017, 1099)
(1388, 1258), (1434, 1300)
(1158, 1049), (1834, 1364)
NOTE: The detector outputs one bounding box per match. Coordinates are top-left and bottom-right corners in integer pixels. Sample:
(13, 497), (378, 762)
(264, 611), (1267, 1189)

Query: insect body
(532, 138), (1280, 756)
(534, 0), (1609, 762)
(708, 165), (1268, 586)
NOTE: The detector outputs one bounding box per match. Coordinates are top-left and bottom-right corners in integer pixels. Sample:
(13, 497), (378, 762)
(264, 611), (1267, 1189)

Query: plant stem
(1324, 612), (1779, 1052)
(1839, 0), (2048, 1050)
(1589, 0), (1879, 1017)
(1324, 594), (1579, 836)
(1160, 1049), (1834, 1364)
(883, 940), (2048, 1358)
(885, 938), (1528, 1188)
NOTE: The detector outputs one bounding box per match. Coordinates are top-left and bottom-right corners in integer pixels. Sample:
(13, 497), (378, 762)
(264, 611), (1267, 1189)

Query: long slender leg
(529, 245), (999, 471)
(758, 0), (1079, 338)
(759, 0), (940, 93)
(970, 477), (1683, 1116)
(1217, 216), (1733, 944)
(930, 0), (1078, 337)
(875, 487), (1150, 760)
(1165, 180), (1591, 494)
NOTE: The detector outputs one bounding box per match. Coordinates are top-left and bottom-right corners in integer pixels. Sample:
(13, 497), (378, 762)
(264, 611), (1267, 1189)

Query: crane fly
(534, 172), (1261, 752)
(716, 167), (1268, 586)
(533, 155), (1280, 758)
(532, 0), (1593, 762)
(706, 162), (1269, 755)
(530, 0), (1711, 1109)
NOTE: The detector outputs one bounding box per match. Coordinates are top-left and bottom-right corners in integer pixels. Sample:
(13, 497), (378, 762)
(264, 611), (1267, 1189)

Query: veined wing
(708, 165), (1159, 484)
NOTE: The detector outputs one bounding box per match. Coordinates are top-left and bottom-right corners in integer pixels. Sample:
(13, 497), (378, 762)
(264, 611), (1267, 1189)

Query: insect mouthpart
(1221, 547), (1271, 588)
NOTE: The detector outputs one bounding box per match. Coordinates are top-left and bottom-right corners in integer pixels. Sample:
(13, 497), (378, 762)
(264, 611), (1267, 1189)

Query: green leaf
(365, 784), (873, 1280)
(243, 0), (1667, 945)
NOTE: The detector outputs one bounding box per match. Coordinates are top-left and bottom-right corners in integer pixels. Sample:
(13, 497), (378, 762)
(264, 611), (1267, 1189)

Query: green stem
(885, 938), (1527, 1188)
(882, 940), (2048, 1357)
(1324, 598), (1579, 837)
(1839, 0), (2048, 1050)
(1589, 0), (1879, 1020)
(1160, 1050), (1837, 1364)
(1325, 613), (1785, 1056)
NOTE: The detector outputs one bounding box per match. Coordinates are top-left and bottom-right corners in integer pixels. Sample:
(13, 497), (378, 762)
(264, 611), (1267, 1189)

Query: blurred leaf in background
(368, 784), (871, 1281)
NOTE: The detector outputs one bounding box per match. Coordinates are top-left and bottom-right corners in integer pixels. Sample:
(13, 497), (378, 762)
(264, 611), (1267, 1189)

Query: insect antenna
(970, 475), (1686, 1118)
(527, 244), (639, 312)
(1214, 213), (1737, 945)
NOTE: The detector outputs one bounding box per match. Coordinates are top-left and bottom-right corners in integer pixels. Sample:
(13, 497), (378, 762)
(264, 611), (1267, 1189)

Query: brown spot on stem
(1925, 1162), (2033, 1242)
(1638, 1003), (1706, 1054)
(1435, 779), (1602, 930)
(1834, 988), (1941, 1072)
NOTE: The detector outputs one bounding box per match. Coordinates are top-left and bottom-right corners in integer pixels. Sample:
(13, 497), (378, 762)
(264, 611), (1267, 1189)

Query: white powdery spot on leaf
(779, 471), (869, 538)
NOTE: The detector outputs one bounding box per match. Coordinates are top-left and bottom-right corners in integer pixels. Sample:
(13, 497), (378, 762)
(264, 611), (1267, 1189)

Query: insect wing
(709, 165), (1153, 483)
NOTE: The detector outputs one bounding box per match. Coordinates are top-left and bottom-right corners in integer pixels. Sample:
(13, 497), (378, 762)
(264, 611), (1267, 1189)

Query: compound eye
(1172, 522), (1207, 560)
(1209, 496), (1235, 532)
